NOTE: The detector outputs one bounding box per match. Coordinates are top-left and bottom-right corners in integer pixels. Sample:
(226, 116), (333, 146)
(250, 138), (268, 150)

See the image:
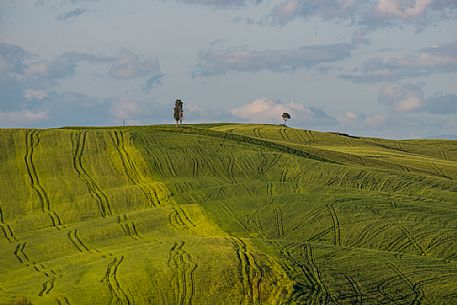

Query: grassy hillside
(0, 124), (456, 305)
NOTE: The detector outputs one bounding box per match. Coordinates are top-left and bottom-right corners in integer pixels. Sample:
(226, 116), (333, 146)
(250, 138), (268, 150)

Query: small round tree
(282, 112), (291, 126)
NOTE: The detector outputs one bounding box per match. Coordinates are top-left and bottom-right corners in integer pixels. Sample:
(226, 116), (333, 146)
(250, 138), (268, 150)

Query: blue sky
(0, 0), (456, 138)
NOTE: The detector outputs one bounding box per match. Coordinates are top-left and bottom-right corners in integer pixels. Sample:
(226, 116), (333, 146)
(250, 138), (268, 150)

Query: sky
(0, 0), (456, 138)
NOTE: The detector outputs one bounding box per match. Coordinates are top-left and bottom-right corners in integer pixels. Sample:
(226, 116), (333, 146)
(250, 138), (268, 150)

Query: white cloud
(375, 0), (432, 19)
(0, 110), (48, 126)
(341, 41), (457, 82)
(378, 82), (425, 113)
(193, 43), (354, 77)
(111, 98), (140, 120)
(24, 62), (49, 77)
(339, 111), (385, 128)
(24, 90), (48, 101)
(230, 98), (335, 126)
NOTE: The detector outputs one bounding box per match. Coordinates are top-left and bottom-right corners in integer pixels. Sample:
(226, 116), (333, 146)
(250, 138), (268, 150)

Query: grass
(0, 124), (456, 304)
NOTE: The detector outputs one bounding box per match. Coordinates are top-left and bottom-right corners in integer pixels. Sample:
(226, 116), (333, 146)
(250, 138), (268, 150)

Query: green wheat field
(1, 124), (457, 305)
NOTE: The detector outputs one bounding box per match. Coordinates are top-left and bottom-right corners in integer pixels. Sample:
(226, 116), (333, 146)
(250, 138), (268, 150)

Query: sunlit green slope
(0, 124), (456, 305)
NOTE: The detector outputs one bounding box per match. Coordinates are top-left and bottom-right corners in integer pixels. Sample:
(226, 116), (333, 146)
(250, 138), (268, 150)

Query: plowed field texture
(1, 124), (457, 304)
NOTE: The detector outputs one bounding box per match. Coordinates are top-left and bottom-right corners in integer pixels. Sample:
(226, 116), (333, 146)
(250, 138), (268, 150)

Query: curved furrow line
(25, 130), (62, 228)
(393, 229), (431, 255)
(288, 207), (327, 233)
(169, 207), (196, 231)
(168, 241), (197, 305)
(36, 263), (58, 296)
(280, 168), (287, 183)
(0, 207), (17, 242)
(386, 263), (429, 305)
(111, 131), (160, 207)
(216, 201), (250, 233)
(266, 182), (273, 196)
(66, 228), (109, 257)
(163, 152), (178, 177)
(306, 130), (315, 140)
(381, 217), (426, 255)
(400, 165), (411, 173)
(279, 243), (332, 304)
(293, 129), (307, 143)
(327, 204), (341, 247)
(72, 131), (112, 217)
(427, 232), (457, 257)
(55, 296), (71, 305)
(264, 153), (282, 175)
(14, 242), (31, 265)
(191, 157), (199, 178)
(274, 208), (285, 238)
(357, 172), (370, 190)
(377, 284), (404, 305)
(438, 145), (448, 161)
(195, 147), (220, 179)
(303, 243), (337, 304)
(348, 222), (391, 248)
(279, 128), (290, 142)
(429, 162), (449, 179)
(103, 256), (132, 305)
(117, 214), (141, 240)
(231, 237), (263, 305)
(341, 273), (363, 304)
(134, 133), (167, 177)
(253, 128), (263, 139)
(257, 153), (267, 180)
(227, 153), (237, 183)
(14, 241), (59, 296)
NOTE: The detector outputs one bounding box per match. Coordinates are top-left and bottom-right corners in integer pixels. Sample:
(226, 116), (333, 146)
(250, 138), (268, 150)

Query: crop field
(0, 123), (456, 304)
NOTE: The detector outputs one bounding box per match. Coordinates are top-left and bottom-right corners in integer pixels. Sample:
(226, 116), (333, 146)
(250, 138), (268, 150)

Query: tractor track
(55, 296), (71, 305)
(14, 241), (59, 296)
(72, 131), (112, 217)
(231, 237), (262, 305)
(327, 204), (341, 246)
(111, 130), (160, 207)
(294, 130), (307, 143)
(103, 256), (133, 305)
(266, 182), (273, 196)
(279, 128), (290, 142)
(274, 208), (285, 237)
(253, 128), (263, 139)
(195, 147), (220, 178)
(429, 162), (449, 179)
(25, 129), (62, 229)
(342, 273), (363, 304)
(117, 214), (142, 240)
(169, 207), (196, 231)
(386, 262), (429, 305)
(0, 206), (17, 242)
(438, 145), (448, 160)
(349, 221), (391, 248)
(228, 154), (237, 183)
(280, 168), (287, 183)
(280, 242), (336, 304)
(168, 241), (197, 305)
(216, 201), (250, 233)
(306, 130), (315, 140)
(67, 228), (92, 253)
(192, 157), (199, 178)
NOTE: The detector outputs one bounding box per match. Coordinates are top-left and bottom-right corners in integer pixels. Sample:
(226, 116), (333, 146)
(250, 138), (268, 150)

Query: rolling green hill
(1, 124), (457, 305)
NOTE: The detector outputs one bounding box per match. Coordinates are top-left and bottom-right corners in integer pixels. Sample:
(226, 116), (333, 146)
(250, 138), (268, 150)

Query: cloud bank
(193, 43), (354, 77)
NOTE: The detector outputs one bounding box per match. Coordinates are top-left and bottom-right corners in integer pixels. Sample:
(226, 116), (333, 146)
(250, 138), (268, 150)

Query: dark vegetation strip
(155, 126), (338, 164)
